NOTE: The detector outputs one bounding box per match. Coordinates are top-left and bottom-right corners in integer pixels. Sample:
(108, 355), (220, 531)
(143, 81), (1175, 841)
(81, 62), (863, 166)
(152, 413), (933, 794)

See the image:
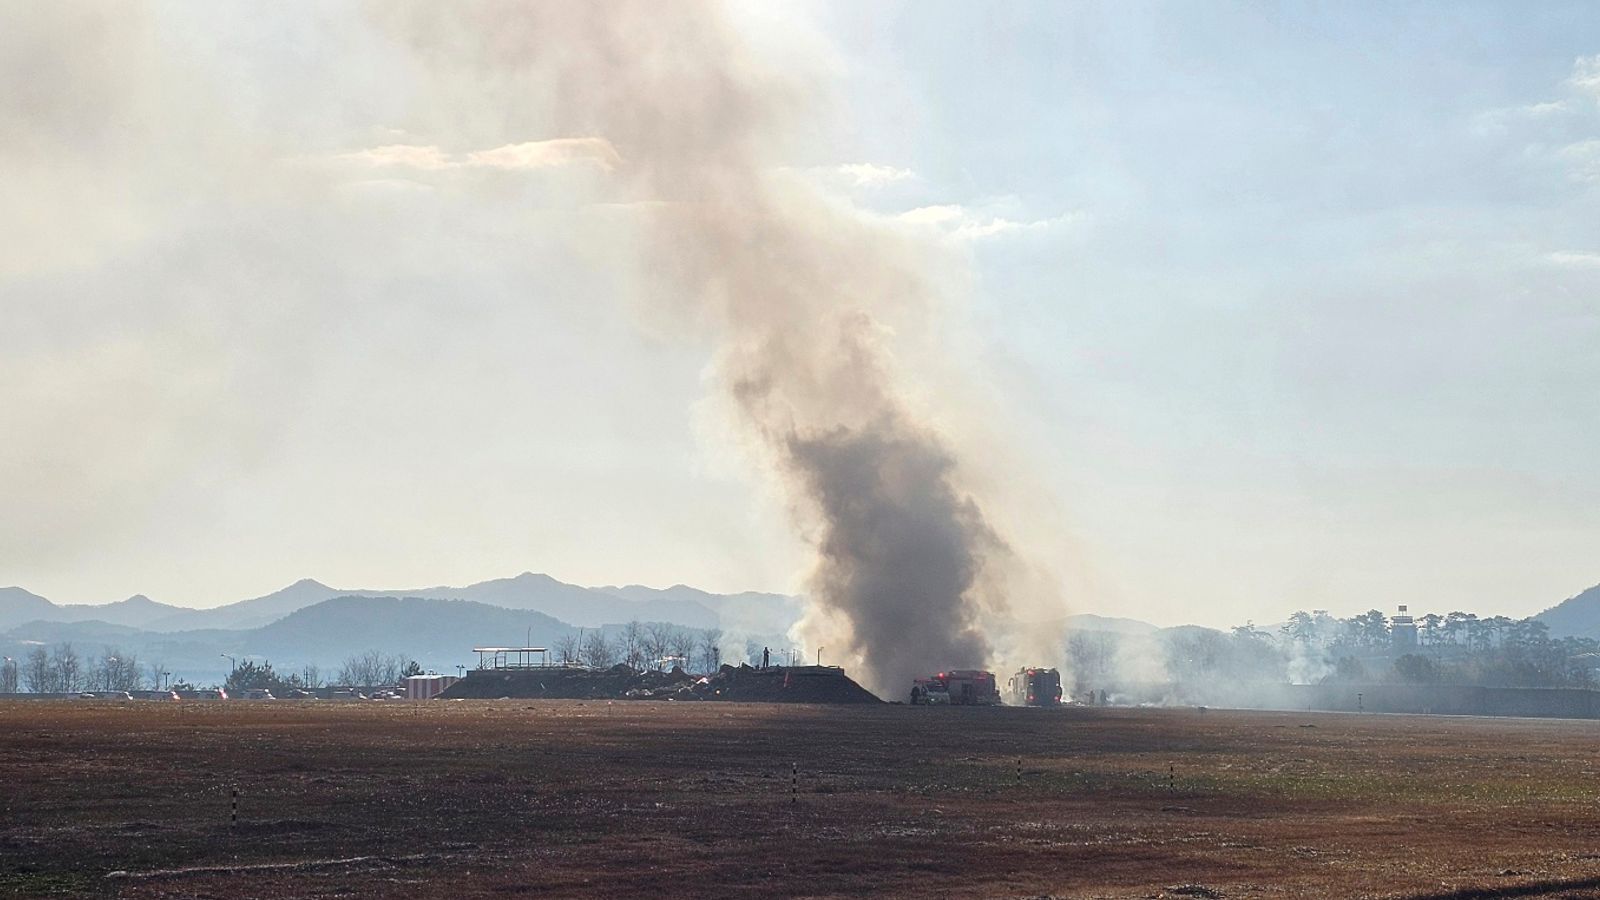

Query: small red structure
(404, 674), (460, 700)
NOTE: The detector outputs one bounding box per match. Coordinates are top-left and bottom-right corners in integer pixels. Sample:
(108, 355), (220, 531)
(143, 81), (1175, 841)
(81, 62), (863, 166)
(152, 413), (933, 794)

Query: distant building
(405, 674), (460, 700)
(1392, 605), (1418, 651)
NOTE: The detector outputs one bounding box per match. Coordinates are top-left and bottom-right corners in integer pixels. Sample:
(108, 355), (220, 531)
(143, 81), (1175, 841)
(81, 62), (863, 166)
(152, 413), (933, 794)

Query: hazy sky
(3, 2), (1597, 627)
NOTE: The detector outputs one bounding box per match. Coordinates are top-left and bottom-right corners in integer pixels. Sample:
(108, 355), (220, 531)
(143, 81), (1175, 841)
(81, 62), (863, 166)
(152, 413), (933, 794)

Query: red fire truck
(911, 670), (1001, 706)
(1006, 667), (1063, 707)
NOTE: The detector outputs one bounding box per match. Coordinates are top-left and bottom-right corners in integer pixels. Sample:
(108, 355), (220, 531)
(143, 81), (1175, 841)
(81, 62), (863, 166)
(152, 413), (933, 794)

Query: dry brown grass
(4, 700), (1600, 898)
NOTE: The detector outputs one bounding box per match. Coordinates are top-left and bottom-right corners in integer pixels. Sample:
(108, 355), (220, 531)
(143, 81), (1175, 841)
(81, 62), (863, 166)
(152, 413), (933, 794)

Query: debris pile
(438, 664), (880, 704)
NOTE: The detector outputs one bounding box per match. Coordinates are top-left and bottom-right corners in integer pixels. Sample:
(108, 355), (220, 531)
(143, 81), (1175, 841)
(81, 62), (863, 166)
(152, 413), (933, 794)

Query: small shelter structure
(472, 647), (552, 670)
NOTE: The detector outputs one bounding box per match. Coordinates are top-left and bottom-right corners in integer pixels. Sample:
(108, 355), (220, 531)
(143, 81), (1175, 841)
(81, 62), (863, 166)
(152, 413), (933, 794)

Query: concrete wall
(1113, 681), (1600, 719)
(1283, 684), (1600, 718)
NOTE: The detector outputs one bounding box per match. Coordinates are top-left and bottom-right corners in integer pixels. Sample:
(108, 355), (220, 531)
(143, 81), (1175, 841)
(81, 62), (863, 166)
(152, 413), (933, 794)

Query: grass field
(4, 700), (1600, 898)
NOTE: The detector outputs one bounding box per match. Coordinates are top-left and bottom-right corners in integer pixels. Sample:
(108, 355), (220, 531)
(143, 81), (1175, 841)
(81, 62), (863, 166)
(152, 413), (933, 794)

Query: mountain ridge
(2, 572), (795, 636)
(1534, 583), (1600, 639)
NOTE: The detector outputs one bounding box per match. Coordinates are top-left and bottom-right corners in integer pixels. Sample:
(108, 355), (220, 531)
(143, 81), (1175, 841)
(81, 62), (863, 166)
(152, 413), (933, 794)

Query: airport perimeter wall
(1112, 682), (1600, 719)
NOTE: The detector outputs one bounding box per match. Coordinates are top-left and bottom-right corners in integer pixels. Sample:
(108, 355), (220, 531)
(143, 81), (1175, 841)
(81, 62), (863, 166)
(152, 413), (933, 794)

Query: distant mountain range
(0, 572), (803, 686)
(0, 572), (800, 634)
(5, 572), (1596, 688)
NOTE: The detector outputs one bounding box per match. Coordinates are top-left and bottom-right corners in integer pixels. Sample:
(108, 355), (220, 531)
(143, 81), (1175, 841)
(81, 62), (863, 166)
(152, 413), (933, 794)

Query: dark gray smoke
(784, 413), (1001, 692)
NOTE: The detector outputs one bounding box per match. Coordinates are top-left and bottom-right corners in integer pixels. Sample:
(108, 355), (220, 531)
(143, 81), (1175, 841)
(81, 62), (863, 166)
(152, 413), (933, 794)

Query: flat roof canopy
(473, 647), (556, 671)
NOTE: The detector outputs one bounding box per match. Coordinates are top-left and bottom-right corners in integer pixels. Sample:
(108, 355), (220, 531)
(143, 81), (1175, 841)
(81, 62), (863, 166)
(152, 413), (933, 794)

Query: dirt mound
(696, 665), (881, 704)
(437, 664), (880, 704)
(438, 665), (690, 700)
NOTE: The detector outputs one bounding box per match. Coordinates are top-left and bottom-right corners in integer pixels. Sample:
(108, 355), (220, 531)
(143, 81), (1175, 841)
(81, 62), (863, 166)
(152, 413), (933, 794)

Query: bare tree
(1, 656), (17, 694)
(644, 623), (674, 671)
(90, 647), (139, 692)
(90, 654), (109, 691)
(554, 632), (581, 666)
(668, 628), (696, 671)
(52, 643), (82, 693)
(144, 660), (169, 691)
(337, 650), (407, 687)
(300, 665), (324, 689)
(581, 631), (617, 668)
(621, 620), (645, 670)
(697, 628), (723, 674)
(24, 647), (51, 693)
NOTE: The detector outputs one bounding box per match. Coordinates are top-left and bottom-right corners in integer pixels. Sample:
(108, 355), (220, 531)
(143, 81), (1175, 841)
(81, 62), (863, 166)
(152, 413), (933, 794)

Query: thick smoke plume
(381, 2), (1043, 695)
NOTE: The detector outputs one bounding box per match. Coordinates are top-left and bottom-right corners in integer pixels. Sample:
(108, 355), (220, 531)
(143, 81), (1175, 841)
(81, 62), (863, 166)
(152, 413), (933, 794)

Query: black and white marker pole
(230, 786), (238, 830)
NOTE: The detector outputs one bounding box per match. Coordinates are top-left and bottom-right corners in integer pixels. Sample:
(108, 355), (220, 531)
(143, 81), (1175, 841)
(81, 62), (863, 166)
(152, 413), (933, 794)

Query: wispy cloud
(895, 204), (1079, 242)
(465, 138), (621, 171)
(1474, 56), (1600, 183)
(1557, 139), (1600, 182)
(896, 204), (964, 226)
(332, 137), (621, 173)
(1545, 250), (1600, 269)
(836, 162), (914, 188)
(1470, 100), (1573, 137)
(1568, 54), (1600, 101)
(950, 216), (1063, 241)
(334, 144), (456, 170)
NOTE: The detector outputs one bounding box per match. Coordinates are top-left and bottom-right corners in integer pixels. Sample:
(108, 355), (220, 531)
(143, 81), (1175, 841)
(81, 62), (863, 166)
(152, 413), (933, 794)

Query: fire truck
(911, 670), (1001, 706)
(1006, 667), (1063, 707)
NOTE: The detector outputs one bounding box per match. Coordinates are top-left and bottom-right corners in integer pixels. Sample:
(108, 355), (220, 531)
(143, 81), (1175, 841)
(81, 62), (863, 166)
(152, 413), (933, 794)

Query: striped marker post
(791, 762), (797, 806)
(230, 786), (238, 830)
(1016, 757), (1022, 783)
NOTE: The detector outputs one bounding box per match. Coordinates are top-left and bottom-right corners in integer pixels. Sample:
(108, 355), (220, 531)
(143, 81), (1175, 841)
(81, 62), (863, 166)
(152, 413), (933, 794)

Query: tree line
(7, 644), (166, 693)
(0, 644), (429, 695)
(552, 622), (723, 673)
(223, 651), (423, 694)
(1066, 609), (1600, 692)
(1275, 608), (1598, 688)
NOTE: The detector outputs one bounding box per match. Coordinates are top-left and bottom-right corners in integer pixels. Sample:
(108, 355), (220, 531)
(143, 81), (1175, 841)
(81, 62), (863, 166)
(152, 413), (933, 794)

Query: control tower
(1391, 604), (1418, 650)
